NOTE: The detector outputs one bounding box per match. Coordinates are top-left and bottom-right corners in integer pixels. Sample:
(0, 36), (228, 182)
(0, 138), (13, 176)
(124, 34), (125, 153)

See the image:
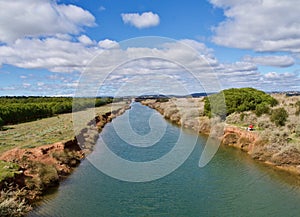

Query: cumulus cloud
(0, 38), (215, 75)
(0, 37), (97, 72)
(243, 55), (295, 67)
(121, 12), (160, 29)
(260, 72), (300, 91)
(210, 0), (300, 53)
(78, 35), (95, 45)
(98, 39), (119, 49)
(264, 71), (295, 79)
(0, 0), (95, 43)
(212, 62), (300, 91)
(1, 36), (299, 95)
(215, 62), (258, 74)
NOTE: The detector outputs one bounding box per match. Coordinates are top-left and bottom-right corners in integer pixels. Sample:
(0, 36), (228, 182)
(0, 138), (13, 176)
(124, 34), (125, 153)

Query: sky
(0, 0), (300, 96)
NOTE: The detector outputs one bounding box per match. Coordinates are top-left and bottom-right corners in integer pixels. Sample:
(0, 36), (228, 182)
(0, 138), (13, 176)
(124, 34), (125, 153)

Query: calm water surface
(29, 103), (300, 217)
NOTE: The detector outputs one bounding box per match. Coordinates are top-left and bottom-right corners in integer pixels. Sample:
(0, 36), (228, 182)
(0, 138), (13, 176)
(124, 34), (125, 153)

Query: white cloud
(243, 55), (295, 67)
(0, 0), (95, 43)
(264, 71), (295, 79)
(78, 35), (95, 46)
(0, 37), (97, 72)
(260, 72), (300, 91)
(215, 62), (257, 73)
(121, 12), (160, 29)
(99, 6), (106, 11)
(210, 0), (300, 53)
(98, 39), (119, 49)
(1, 36), (300, 95)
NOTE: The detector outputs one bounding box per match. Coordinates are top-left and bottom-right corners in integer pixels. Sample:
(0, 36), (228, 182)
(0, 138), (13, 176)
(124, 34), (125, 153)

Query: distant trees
(0, 97), (113, 125)
(204, 88), (278, 118)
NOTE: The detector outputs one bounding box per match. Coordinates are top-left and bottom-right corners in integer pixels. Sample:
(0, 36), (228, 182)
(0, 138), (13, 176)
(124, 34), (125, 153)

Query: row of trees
(0, 97), (113, 126)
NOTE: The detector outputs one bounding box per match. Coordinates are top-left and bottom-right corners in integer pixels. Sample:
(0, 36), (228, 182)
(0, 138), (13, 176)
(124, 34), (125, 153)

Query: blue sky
(0, 0), (299, 96)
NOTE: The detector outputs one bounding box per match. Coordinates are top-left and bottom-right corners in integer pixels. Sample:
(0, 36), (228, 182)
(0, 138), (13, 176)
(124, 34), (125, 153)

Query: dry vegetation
(227, 94), (300, 151)
(142, 97), (220, 134)
(143, 93), (300, 174)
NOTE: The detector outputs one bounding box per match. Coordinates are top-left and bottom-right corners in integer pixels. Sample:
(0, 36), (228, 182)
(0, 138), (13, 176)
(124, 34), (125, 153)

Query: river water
(29, 103), (300, 217)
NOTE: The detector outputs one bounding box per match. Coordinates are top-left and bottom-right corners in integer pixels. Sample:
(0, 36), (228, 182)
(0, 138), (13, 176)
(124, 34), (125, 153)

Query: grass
(0, 102), (126, 154)
(0, 161), (21, 182)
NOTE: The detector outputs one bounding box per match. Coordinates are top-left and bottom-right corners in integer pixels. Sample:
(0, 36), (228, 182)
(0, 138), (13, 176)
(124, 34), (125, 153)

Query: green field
(0, 103), (125, 154)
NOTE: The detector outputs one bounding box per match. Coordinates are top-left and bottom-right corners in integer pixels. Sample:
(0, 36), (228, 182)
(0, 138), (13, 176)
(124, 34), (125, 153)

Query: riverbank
(141, 97), (300, 176)
(0, 102), (130, 216)
(27, 101), (300, 217)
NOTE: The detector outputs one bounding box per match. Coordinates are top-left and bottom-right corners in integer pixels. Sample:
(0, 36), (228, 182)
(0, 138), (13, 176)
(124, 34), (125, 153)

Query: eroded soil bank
(0, 104), (130, 214)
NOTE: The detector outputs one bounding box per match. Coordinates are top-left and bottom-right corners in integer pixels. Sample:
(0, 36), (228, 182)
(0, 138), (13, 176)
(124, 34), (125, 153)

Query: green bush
(204, 88), (277, 118)
(204, 91), (226, 119)
(0, 117), (4, 129)
(255, 103), (270, 117)
(156, 98), (169, 103)
(270, 107), (288, 126)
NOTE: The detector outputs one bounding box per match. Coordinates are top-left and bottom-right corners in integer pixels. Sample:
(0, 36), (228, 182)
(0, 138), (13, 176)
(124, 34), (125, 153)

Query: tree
(270, 108), (288, 127)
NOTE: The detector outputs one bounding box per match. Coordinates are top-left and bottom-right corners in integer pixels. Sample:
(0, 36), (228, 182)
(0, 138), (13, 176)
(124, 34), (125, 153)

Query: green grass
(0, 103), (126, 154)
(0, 161), (21, 182)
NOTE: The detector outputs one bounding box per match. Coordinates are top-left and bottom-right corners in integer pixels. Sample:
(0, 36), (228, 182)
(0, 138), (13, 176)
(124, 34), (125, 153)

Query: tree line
(0, 97), (113, 126)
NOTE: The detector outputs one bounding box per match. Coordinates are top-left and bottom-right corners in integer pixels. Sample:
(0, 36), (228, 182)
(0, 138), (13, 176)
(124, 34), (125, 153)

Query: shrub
(0, 117), (4, 129)
(240, 113), (245, 121)
(295, 125), (300, 137)
(204, 92), (226, 119)
(255, 103), (270, 117)
(37, 164), (59, 189)
(156, 98), (169, 103)
(270, 107), (288, 126)
(295, 100), (300, 116)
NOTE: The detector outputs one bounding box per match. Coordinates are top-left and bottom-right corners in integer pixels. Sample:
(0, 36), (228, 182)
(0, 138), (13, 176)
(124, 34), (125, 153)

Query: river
(29, 102), (300, 217)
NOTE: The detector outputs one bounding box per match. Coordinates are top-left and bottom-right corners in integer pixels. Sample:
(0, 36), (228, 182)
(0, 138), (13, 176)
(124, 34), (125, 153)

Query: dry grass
(226, 94), (300, 152)
(0, 185), (32, 217)
(144, 95), (300, 168)
(0, 103), (126, 154)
